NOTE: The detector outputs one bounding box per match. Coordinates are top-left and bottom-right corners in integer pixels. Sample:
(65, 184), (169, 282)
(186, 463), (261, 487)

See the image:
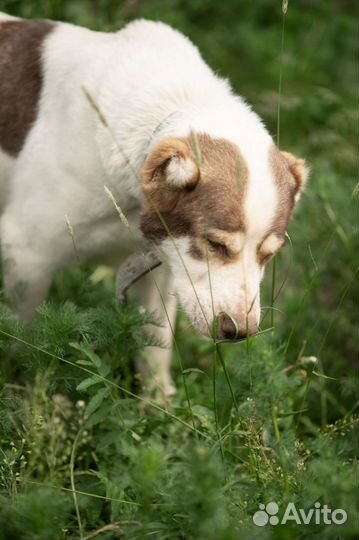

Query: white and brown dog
(0, 14), (308, 398)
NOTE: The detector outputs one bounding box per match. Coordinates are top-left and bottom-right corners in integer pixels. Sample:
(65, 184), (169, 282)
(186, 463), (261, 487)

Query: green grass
(0, 1), (358, 539)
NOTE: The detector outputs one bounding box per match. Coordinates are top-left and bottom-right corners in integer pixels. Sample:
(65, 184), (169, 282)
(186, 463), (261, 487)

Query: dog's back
(0, 14), (53, 211)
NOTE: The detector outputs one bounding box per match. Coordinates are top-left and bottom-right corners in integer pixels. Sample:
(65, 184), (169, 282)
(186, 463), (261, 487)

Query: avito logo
(253, 501), (347, 526)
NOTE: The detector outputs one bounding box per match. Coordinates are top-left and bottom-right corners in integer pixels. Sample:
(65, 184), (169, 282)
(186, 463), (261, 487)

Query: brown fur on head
(280, 150), (309, 202)
(140, 134), (248, 244)
(140, 137), (200, 214)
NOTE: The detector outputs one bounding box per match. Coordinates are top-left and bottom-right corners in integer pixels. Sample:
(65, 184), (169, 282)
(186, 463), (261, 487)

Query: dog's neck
(148, 110), (180, 148)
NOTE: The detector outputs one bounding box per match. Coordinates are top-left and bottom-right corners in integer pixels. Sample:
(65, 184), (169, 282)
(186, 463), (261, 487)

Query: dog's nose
(217, 312), (258, 340)
(218, 312), (238, 340)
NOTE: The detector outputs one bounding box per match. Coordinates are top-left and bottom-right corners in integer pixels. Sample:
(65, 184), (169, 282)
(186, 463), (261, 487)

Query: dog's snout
(217, 312), (258, 340)
(218, 312), (238, 340)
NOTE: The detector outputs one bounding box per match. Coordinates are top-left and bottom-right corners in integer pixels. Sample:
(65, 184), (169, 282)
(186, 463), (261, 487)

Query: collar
(147, 110), (179, 152)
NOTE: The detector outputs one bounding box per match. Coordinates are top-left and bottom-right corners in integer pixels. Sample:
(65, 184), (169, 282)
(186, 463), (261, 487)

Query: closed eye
(207, 238), (230, 257)
(258, 236), (287, 265)
(260, 252), (275, 265)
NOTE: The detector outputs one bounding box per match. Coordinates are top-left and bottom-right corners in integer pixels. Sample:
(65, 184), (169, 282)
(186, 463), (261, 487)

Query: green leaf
(99, 359), (111, 378)
(76, 376), (100, 392)
(192, 405), (215, 431)
(131, 430), (141, 442)
(75, 359), (93, 367)
(96, 432), (120, 452)
(70, 342), (102, 370)
(182, 368), (206, 376)
(85, 403), (112, 427)
(312, 371), (338, 381)
(85, 388), (110, 417)
(278, 408), (309, 417)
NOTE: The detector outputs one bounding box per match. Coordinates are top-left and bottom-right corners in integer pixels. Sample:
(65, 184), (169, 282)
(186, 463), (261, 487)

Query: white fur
(0, 15), (283, 389)
(260, 233), (285, 256)
(228, 232), (245, 254)
(160, 237), (261, 337)
(0, 13), (18, 21)
(166, 156), (197, 188)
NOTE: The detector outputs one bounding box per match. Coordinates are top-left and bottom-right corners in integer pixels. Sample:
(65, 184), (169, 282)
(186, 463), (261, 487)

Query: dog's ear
(281, 151), (310, 203)
(140, 138), (199, 211)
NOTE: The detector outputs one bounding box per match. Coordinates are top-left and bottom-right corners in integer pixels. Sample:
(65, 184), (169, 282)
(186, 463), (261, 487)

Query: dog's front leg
(133, 264), (177, 404)
(1, 211), (56, 319)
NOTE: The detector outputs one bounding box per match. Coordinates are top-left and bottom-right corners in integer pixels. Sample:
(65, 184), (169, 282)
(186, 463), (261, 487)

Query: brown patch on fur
(269, 145), (300, 235)
(140, 134), (248, 261)
(0, 19), (54, 156)
(142, 139), (199, 190)
(141, 138), (200, 215)
(280, 150), (309, 196)
(261, 145), (309, 264)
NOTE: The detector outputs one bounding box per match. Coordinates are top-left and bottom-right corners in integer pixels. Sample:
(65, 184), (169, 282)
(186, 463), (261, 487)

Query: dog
(0, 13), (308, 399)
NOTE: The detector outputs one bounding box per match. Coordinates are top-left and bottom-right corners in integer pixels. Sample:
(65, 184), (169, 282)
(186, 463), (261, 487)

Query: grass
(0, 0), (358, 539)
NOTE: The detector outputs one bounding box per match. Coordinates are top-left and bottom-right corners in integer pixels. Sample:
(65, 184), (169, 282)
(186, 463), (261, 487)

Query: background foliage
(0, 1), (358, 539)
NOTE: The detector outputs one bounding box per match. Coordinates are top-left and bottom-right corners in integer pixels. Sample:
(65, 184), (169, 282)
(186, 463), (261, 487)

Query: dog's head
(140, 133), (308, 339)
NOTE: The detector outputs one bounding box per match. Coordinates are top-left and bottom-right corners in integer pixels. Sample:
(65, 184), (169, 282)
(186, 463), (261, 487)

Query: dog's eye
(259, 235), (287, 265)
(261, 242), (286, 265)
(207, 238), (229, 257)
